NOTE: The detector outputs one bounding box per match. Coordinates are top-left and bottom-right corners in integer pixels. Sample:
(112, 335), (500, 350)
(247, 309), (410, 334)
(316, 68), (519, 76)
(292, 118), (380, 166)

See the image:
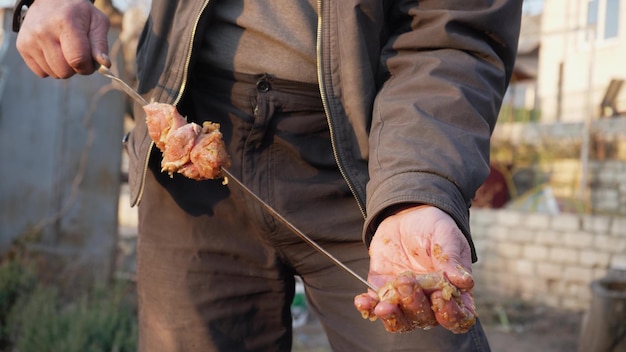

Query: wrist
(12, 0), (96, 32)
(367, 203), (421, 239)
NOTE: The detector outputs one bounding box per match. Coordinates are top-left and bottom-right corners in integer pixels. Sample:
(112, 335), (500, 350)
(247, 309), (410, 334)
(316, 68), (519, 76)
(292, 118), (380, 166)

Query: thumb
(89, 12), (111, 68)
(441, 256), (474, 290)
(430, 225), (474, 290)
(93, 52), (112, 69)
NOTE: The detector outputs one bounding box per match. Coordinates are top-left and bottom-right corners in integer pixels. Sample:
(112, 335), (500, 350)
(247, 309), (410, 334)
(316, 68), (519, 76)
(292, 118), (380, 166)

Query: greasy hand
(16, 0), (110, 78)
(354, 205), (476, 333)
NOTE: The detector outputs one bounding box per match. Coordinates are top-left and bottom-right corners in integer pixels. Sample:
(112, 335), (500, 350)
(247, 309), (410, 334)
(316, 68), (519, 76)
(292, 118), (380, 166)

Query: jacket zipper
(135, 0), (365, 219)
(134, 0), (211, 206)
(316, 0), (366, 219)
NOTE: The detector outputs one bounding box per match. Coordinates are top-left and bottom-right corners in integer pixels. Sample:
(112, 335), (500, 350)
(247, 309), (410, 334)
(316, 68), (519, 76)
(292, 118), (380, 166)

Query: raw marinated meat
(178, 122), (231, 180)
(144, 102), (231, 180)
(144, 103), (187, 151)
(161, 123), (202, 173)
(355, 271), (476, 334)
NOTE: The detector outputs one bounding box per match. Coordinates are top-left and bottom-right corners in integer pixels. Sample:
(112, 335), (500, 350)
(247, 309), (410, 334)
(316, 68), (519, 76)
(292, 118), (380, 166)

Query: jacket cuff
(12, 0), (34, 32)
(363, 171), (477, 262)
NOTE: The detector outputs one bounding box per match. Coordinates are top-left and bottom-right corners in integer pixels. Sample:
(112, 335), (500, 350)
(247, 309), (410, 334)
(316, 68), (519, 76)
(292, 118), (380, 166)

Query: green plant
(0, 254), (138, 352)
(0, 259), (37, 350)
(498, 106), (541, 123)
(7, 282), (137, 352)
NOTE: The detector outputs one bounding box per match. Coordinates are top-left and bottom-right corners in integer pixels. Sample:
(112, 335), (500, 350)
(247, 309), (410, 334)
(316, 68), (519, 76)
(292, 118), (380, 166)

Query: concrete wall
(471, 209), (626, 311)
(0, 10), (125, 285)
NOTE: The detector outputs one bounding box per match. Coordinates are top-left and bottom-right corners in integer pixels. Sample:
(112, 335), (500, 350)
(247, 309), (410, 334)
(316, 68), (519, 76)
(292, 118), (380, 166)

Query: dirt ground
(477, 299), (583, 352)
(292, 298), (584, 352)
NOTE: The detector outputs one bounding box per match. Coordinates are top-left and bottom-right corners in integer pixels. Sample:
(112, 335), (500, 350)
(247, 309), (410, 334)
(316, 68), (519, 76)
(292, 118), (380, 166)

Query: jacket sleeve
(364, 0), (523, 262)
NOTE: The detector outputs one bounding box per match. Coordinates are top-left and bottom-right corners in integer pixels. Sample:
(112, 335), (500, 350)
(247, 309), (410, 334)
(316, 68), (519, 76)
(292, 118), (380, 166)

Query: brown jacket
(127, 0), (523, 261)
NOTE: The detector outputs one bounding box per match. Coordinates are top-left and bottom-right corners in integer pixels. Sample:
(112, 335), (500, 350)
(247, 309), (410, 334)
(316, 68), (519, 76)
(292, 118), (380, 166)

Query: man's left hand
(354, 205), (476, 333)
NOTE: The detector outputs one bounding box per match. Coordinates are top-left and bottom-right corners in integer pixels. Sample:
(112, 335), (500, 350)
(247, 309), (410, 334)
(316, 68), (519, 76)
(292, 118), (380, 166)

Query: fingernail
(397, 282), (414, 297)
(98, 53), (112, 67)
(461, 268), (472, 279)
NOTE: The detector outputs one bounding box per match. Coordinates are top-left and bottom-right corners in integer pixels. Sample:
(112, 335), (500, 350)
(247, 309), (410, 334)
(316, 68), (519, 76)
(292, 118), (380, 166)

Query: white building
(538, 0), (625, 122)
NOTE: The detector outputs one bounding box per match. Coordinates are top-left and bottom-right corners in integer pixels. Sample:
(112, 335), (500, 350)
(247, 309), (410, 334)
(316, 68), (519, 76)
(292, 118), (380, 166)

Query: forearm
(364, 0), (523, 255)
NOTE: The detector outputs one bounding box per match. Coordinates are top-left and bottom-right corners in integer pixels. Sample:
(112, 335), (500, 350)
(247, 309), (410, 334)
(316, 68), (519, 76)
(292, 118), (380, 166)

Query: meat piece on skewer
(161, 122), (202, 173)
(144, 102), (231, 180)
(144, 103), (187, 151)
(179, 122), (231, 180)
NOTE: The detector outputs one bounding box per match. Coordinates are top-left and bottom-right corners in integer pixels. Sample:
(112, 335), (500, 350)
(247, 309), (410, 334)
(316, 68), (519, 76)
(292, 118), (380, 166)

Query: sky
(523, 0), (545, 15)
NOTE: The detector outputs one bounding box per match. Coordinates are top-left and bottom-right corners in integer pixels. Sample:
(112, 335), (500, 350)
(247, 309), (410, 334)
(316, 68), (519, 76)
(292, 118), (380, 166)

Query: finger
(15, 33), (51, 77)
(431, 238), (474, 290)
(21, 53), (49, 78)
(89, 16), (111, 69)
(395, 280), (437, 329)
(374, 300), (415, 332)
(376, 275), (438, 332)
(19, 10), (77, 78)
(43, 42), (77, 78)
(354, 293), (379, 321)
(94, 52), (111, 69)
(61, 27), (97, 75)
(430, 290), (476, 334)
(447, 263), (474, 290)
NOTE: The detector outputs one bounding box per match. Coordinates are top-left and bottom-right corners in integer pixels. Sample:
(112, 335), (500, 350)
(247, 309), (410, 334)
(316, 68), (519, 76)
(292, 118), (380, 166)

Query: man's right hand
(16, 0), (111, 78)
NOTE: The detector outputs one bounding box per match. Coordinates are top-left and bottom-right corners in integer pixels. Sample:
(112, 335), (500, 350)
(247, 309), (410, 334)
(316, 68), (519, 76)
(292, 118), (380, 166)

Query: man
(14, 0), (522, 350)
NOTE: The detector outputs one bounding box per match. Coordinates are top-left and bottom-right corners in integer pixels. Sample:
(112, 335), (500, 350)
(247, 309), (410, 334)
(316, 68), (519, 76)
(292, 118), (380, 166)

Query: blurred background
(0, 0), (625, 351)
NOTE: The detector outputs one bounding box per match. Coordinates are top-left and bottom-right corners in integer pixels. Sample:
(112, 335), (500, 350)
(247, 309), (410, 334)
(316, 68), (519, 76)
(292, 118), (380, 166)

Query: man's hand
(16, 0), (111, 78)
(354, 205), (476, 333)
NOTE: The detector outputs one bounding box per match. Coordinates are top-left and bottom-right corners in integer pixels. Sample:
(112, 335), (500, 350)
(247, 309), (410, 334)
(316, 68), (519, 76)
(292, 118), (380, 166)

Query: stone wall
(589, 161), (626, 215)
(470, 209), (626, 311)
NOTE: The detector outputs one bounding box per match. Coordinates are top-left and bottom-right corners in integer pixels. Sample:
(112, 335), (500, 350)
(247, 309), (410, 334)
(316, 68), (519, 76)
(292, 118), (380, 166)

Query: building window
(605, 0), (620, 38)
(587, 0), (621, 40)
(587, 0), (599, 26)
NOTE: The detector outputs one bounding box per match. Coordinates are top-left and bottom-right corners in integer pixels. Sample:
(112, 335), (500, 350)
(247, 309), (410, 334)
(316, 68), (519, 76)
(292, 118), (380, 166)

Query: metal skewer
(94, 64), (376, 292)
(96, 64), (149, 106)
(221, 168), (378, 292)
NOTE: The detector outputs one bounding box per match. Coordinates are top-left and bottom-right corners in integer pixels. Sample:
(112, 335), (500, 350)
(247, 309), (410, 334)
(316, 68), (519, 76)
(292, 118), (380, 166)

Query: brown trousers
(136, 68), (490, 351)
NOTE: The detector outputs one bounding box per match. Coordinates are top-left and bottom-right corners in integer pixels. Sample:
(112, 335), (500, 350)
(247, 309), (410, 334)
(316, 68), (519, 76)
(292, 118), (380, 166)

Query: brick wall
(470, 209), (626, 311)
(590, 161), (626, 214)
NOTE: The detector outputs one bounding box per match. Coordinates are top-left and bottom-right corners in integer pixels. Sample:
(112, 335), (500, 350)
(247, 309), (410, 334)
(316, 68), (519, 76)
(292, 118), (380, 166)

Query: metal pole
(579, 24), (596, 210)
